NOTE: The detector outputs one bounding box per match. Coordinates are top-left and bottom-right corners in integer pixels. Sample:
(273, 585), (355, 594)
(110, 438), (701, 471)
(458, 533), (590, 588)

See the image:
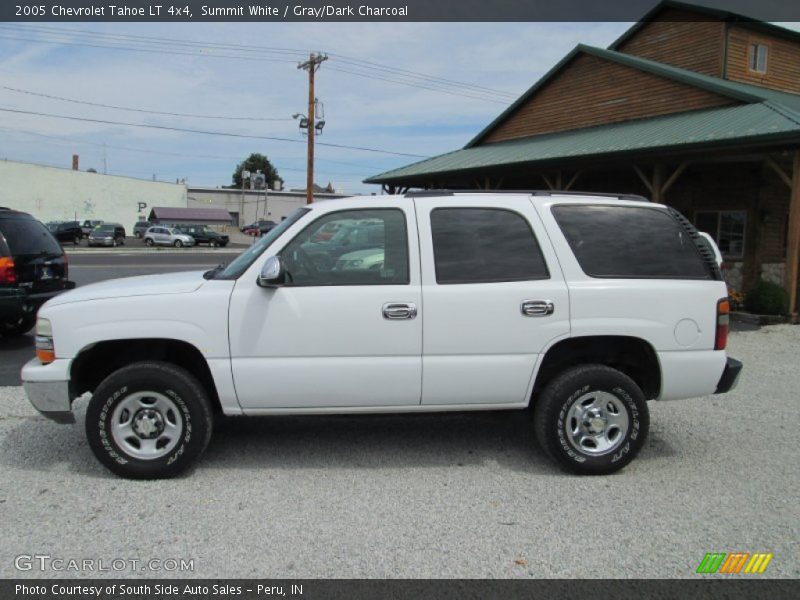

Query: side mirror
(257, 256), (285, 288)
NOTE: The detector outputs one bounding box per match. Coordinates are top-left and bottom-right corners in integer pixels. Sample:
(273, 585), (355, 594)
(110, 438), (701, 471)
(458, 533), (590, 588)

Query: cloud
(0, 22), (630, 191)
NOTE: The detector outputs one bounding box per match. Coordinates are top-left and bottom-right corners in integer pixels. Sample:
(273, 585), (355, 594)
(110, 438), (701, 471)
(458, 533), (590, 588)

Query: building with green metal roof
(365, 1), (800, 314)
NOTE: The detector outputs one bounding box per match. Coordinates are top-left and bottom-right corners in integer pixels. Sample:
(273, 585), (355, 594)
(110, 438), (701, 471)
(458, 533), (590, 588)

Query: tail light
(0, 256), (16, 284)
(715, 298), (730, 350)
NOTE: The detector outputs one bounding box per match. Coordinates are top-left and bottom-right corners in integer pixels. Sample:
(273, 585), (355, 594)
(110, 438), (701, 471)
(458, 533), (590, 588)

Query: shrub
(744, 279), (788, 315)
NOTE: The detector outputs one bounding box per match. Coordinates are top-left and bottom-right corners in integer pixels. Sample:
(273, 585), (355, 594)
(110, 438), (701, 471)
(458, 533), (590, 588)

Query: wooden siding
(481, 55), (736, 145)
(615, 7), (726, 76)
(726, 26), (800, 94)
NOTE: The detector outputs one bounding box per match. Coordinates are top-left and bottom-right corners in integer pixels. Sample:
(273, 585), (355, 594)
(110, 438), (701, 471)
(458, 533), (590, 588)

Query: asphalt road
(0, 253), (797, 579)
(0, 252), (240, 386)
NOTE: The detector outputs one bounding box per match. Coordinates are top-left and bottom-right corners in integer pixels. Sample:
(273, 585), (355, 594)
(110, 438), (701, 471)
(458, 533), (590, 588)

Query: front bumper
(715, 357), (743, 394)
(88, 237), (114, 246)
(21, 358), (75, 424)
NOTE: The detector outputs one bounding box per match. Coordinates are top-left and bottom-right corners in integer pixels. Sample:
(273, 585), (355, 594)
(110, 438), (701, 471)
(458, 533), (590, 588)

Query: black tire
(144, 238), (154, 247)
(111, 239), (118, 248)
(533, 364), (649, 475)
(210, 239), (218, 248)
(135, 232), (142, 239)
(220, 242), (228, 248)
(86, 361), (214, 479)
(0, 314), (36, 336)
(74, 235), (81, 246)
(174, 240), (183, 248)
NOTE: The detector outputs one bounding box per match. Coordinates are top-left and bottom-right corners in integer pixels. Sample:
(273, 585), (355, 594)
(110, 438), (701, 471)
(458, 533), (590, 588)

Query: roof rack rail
(403, 189), (650, 202)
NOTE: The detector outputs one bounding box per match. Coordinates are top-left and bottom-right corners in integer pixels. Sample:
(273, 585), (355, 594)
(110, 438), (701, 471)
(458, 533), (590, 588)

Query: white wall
(0, 160), (186, 231)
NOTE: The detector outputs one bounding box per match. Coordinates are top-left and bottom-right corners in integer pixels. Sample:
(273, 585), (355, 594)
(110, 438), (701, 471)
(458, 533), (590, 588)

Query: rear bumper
(715, 357), (743, 394)
(0, 283), (75, 320)
(21, 358), (75, 424)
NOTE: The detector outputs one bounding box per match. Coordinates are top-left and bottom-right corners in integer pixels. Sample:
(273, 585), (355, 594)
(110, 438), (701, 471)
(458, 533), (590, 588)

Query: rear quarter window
(551, 204), (710, 279)
(0, 218), (63, 256)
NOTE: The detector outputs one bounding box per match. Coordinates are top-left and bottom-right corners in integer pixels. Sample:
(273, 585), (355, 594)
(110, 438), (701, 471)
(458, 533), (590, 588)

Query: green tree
(231, 153), (283, 188)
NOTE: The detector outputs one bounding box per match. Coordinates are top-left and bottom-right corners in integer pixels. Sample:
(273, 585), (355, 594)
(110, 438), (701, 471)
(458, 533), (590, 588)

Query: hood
(45, 270), (207, 307)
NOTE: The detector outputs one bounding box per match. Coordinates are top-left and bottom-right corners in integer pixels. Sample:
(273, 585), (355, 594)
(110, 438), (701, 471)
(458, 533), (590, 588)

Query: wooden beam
(541, 174), (555, 190)
(651, 164), (665, 203)
(564, 170), (583, 191)
(556, 171), (562, 190)
(786, 151), (800, 317)
(661, 162), (688, 196)
(765, 156), (793, 189)
(633, 165), (654, 194)
(494, 177), (504, 190)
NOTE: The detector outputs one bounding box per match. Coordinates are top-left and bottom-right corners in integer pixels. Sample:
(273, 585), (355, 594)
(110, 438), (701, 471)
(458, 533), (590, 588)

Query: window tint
(0, 218), (63, 256)
(430, 208), (549, 284)
(552, 205), (710, 279)
(280, 209), (408, 286)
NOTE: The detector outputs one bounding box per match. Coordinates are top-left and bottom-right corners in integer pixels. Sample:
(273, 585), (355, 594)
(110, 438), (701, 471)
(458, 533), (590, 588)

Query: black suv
(0, 208), (75, 336)
(176, 225), (229, 247)
(47, 221), (83, 245)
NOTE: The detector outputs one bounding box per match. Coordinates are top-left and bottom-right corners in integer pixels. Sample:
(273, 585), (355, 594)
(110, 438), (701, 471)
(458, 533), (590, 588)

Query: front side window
(553, 205), (710, 279)
(695, 210), (746, 260)
(280, 209), (409, 286)
(430, 208), (549, 284)
(750, 43), (768, 73)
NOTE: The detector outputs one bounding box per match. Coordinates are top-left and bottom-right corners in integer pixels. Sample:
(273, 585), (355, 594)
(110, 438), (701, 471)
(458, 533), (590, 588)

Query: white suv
(22, 192), (742, 478)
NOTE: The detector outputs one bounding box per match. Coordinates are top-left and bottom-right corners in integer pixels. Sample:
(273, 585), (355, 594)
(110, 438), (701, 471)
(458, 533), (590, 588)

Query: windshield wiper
(203, 263), (226, 279)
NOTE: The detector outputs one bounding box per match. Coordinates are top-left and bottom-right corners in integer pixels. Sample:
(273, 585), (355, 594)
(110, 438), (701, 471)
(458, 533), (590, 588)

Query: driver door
(228, 203), (422, 410)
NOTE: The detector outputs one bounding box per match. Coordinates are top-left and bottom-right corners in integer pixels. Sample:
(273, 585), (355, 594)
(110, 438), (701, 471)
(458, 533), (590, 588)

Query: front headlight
(35, 318), (55, 364)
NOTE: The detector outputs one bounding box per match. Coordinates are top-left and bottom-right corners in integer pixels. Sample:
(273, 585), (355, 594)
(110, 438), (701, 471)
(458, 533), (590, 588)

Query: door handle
(521, 300), (554, 317)
(382, 302), (417, 320)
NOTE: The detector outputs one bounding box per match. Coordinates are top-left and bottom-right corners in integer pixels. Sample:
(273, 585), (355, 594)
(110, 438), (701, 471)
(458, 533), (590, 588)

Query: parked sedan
(87, 223), (126, 247)
(46, 221), (83, 245)
(175, 225), (229, 247)
(143, 226), (195, 248)
(241, 220), (277, 236)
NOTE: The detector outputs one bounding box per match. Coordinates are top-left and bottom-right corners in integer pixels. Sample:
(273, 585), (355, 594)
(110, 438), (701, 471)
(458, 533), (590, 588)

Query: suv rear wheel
(86, 361), (214, 479)
(533, 364), (649, 475)
(0, 314), (36, 336)
(144, 238), (154, 246)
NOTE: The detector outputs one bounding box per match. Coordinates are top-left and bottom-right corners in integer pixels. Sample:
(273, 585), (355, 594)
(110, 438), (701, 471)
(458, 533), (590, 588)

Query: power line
(0, 24), (517, 102)
(0, 106), (428, 158)
(0, 84), (293, 121)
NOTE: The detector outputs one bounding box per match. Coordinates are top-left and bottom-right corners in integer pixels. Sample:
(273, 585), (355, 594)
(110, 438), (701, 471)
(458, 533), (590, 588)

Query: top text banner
(4, 0), (800, 22)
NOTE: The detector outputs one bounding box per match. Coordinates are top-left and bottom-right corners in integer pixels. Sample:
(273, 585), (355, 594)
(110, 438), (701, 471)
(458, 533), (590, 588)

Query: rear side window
(551, 205), (710, 279)
(430, 208), (549, 284)
(0, 218), (62, 256)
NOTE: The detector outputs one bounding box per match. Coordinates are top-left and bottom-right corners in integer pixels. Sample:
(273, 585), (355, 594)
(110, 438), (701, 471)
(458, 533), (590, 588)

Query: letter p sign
(138, 202), (147, 213)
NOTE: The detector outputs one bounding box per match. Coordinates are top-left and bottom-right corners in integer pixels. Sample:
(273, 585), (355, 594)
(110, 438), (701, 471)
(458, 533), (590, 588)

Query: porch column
(787, 151), (800, 317)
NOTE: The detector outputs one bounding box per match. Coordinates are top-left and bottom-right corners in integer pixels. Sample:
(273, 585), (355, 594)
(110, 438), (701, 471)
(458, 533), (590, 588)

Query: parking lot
(0, 252), (798, 579)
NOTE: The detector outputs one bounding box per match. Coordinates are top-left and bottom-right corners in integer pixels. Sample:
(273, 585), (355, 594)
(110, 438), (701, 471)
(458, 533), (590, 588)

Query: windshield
(94, 225), (114, 233)
(216, 209), (309, 279)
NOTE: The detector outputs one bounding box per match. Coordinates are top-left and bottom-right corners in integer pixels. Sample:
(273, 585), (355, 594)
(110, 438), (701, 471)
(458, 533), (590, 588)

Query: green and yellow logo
(696, 552), (773, 574)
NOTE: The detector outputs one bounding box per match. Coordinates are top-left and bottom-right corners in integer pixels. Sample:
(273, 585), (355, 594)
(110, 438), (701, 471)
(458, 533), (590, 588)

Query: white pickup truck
(22, 192), (742, 478)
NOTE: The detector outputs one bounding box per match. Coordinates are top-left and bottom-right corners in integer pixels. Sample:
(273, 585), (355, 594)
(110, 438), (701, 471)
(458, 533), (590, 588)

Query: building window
(695, 211), (747, 260)
(749, 43), (769, 73)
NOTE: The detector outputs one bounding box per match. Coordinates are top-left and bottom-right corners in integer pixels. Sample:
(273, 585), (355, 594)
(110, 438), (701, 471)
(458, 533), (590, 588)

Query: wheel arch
(532, 335), (661, 403)
(70, 338), (222, 412)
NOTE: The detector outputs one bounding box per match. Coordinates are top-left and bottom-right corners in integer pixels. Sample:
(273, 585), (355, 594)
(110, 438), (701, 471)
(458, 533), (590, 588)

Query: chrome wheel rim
(111, 391), (184, 460)
(565, 391), (629, 456)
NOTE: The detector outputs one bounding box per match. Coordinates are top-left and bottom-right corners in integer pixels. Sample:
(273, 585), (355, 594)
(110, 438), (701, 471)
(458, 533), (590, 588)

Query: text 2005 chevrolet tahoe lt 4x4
(22, 192), (742, 478)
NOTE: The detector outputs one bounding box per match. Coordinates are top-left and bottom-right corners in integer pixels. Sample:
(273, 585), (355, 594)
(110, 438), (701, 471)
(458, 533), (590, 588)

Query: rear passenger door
(416, 196), (570, 406)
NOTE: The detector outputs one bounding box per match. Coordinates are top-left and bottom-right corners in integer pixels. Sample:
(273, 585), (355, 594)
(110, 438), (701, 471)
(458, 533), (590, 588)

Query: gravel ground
(0, 325), (798, 579)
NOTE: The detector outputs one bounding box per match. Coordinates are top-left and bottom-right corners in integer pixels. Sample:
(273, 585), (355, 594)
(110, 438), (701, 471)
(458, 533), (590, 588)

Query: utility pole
(298, 52), (328, 204)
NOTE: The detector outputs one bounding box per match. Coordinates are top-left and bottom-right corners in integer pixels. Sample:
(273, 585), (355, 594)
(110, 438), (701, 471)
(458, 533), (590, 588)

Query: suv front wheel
(533, 364), (649, 475)
(86, 361), (213, 479)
